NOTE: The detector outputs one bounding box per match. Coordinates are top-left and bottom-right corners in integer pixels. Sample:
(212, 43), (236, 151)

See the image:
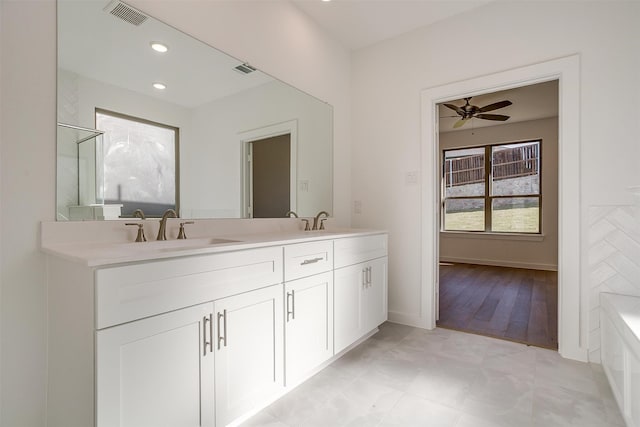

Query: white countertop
(41, 228), (386, 267)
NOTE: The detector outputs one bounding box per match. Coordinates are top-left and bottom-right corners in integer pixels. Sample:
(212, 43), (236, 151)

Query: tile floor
(242, 323), (626, 427)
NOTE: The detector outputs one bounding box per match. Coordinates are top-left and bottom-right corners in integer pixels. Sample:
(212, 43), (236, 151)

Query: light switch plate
(405, 171), (419, 185)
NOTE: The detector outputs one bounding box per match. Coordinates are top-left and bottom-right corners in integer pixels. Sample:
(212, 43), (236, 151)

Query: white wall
(1, 1), (55, 425)
(439, 117), (558, 271)
(351, 1), (640, 340)
(0, 1), (351, 425)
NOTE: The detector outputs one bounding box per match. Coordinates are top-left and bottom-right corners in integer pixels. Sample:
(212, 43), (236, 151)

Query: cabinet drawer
(96, 246), (282, 329)
(284, 240), (333, 281)
(334, 234), (387, 269)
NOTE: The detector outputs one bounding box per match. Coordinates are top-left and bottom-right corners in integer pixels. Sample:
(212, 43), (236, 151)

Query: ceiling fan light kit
(444, 97), (512, 129)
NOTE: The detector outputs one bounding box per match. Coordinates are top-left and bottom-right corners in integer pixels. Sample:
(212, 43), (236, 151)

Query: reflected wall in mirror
(57, 0), (333, 220)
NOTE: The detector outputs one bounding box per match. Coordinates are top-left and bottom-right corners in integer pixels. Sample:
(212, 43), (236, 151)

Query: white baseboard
(387, 311), (430, 329)
(440, 256), (557, 271)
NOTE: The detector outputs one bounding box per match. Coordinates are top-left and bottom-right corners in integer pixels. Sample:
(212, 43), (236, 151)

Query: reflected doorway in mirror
(240, 120), (298, 218)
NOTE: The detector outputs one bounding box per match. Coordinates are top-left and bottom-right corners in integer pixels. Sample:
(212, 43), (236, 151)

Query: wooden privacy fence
(445, 143), (539, 187)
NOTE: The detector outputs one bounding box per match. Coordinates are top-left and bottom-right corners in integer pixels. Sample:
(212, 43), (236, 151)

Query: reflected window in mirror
(95, 109), (179, 217)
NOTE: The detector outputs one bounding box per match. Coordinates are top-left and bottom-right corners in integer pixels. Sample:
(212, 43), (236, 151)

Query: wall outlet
(299, 180), (309, 192)
(354, 200), (362, 214)
(405, 171), (419, 185)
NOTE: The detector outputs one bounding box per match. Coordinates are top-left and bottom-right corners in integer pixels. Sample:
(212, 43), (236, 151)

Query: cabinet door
(285, 271), (334, 385)
(96, 302), (214, 427)
(214, 285), (284, 427)
(365, 257), (388, 331)
(334, 263), (367, 354)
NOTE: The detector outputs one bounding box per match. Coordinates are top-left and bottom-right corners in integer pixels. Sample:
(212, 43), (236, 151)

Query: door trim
(420, 55), (585, 361)
(239, 120), (298, 218)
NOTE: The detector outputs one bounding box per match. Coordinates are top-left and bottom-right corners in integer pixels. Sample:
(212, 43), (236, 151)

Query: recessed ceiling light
(322, 0), (331, 2)
(150, 42), (168, 53)
(152, 82), (166, 90)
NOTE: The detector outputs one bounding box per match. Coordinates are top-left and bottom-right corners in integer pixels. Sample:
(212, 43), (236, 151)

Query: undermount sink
(115, 237), (242, 254)
(155, 237), (241, 252)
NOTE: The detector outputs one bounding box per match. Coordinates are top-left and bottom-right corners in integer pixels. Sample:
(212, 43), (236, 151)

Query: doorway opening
(436, 82), (559, 349)
(240, 120), (298, 218)
(420, 55), (585, 361)
(248, 134), (291, 218)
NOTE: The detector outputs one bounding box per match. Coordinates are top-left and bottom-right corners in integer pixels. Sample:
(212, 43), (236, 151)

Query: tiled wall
(588, 205), (640, 362)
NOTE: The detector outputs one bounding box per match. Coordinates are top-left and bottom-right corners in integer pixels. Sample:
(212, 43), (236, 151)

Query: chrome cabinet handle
(362, 266), (372, 288)
(286, 290), (296, 322)
(203, 315), (211, 356)
(209, 313), (213, 353)
(301, 257), (323, 265)
(217, 310), (227, 349)
(291, 290), (295, 320)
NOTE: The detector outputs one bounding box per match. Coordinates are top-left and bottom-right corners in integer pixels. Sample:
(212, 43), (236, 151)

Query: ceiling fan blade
(453, 118), (469, 128)
(443, 103), (465, 116)
(475, 113), (510, 121)
(478, 100), (512, 113)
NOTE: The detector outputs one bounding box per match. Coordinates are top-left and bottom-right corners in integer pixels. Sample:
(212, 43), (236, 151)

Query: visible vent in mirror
(234, 63), (257, 75)
(103, 0), (148, 26)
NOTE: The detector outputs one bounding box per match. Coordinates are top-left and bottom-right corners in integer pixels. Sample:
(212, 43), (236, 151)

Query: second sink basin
(155, 237), (241, 252)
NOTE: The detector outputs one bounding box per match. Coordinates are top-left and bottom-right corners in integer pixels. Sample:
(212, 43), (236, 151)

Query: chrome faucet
(285, 210), (298, 218)
(156, 209), (177, 241)
(132, 209), (146, 220)
(312, 211), (329, 230)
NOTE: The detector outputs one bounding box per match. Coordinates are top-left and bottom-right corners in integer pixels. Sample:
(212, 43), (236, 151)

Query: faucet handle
(132, 209), (146, 220)
(319, 218), (327, 230)
(125, 223), (147, 242)
(177, 221), (195, 239)
(301, 219), (310, 231)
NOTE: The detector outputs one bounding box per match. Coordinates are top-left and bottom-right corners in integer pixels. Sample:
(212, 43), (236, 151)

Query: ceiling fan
(442, 97), (512, 129)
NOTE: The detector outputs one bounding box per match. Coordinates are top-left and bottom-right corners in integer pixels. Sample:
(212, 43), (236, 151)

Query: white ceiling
(291, 0), (493, 50)
(438, 80), (559, 133)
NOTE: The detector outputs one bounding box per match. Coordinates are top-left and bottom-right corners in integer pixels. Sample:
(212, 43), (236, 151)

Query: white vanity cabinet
(283, 241), (334, 385)
(96, 303), (215, 427)
(46, 246), (284, 427)
(44, 229), (388, 427)
(284, 271), (334, 385)
(334, 235), (388, 354)
(213, 284), (283, 427)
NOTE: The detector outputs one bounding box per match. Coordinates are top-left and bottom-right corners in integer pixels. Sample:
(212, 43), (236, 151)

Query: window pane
(444, 147), (485, 198)
(491, 197), (539, 233)
(444, 199), (485, 231)
(96, 112), (176, 217)
(491, 141), (540, 196)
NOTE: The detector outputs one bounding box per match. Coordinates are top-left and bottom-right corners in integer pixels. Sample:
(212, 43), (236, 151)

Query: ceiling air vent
(103, 0), (148, 26)
(234, 63), (257, 75)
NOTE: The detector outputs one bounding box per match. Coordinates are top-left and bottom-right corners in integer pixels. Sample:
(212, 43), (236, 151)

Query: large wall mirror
(56, 0), (333, 220)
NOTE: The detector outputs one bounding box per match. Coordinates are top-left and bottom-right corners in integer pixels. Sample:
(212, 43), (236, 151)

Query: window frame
(441, 139), (542, 234)
(95, 108), (180, 218)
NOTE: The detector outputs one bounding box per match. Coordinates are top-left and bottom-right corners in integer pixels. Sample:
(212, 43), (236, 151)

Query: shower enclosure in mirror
(57, 0), (333, 220)
(56, 123), (111, 220)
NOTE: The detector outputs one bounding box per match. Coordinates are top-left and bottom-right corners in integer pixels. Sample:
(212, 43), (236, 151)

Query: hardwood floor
(437, 263), (558, 349)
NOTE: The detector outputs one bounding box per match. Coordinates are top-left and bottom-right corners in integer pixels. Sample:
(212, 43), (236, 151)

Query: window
(442, 140), (541, 234)
(95, 109), (178, 217)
